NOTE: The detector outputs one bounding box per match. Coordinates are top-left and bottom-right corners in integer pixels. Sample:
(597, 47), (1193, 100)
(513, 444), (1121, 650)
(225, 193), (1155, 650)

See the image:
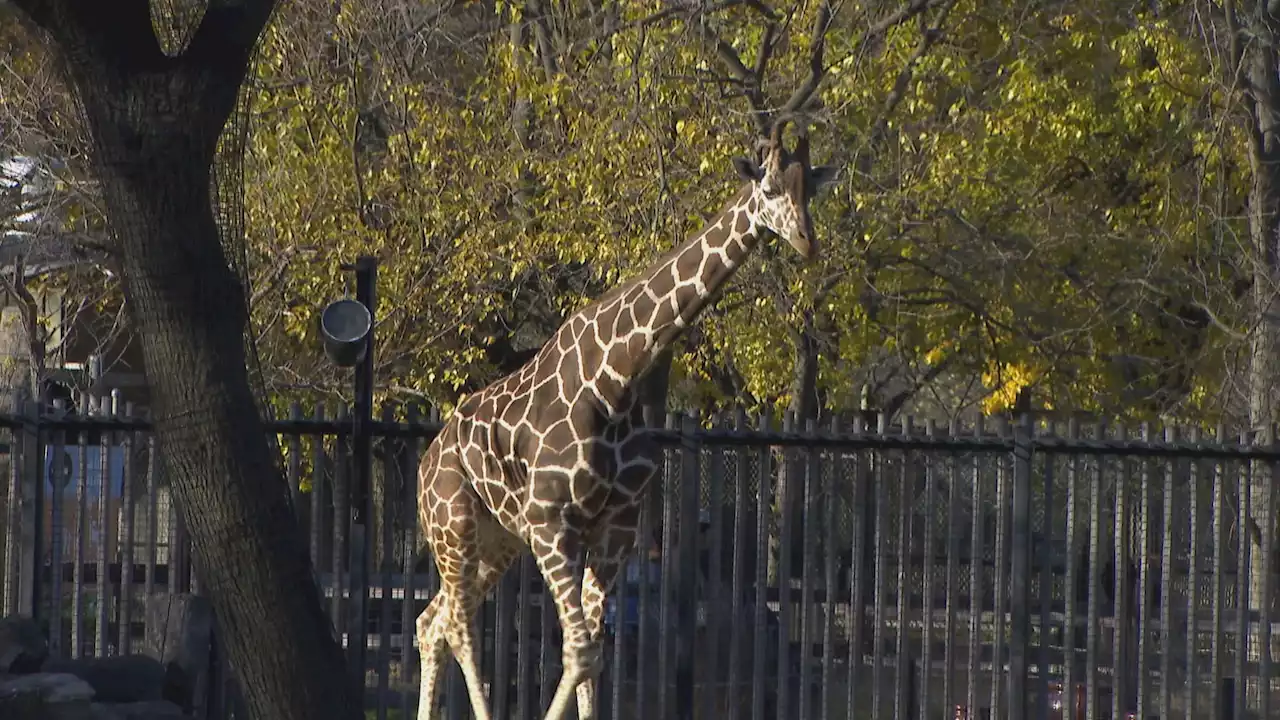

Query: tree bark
(11, 3), (361, 719)
(1230, 0), (1280, 620)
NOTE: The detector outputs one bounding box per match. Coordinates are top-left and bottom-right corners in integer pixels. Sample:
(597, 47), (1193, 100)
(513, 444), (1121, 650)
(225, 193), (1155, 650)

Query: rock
(142, 594), (211, 713)
(42, 655), (166, 703)
(0, 671), (96, 702)
(101, 700), (188, 719)
(0, 672), (96, 720)
(0, 615), (48, 672)
(89, 706), (120, 720)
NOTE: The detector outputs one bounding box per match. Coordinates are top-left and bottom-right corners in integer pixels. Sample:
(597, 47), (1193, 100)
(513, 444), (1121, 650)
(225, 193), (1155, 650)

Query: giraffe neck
(572, 184), (763, 412)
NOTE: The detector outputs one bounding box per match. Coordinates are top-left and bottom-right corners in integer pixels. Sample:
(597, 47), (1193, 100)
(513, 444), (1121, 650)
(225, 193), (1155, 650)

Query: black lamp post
(318, 255), (377, 695)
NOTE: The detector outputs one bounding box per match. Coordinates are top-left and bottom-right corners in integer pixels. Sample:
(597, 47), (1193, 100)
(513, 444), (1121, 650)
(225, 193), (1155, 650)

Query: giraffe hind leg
(419, 523), (522, 720)
(416, 594), (449, 720)
(529, 522), (604, 720)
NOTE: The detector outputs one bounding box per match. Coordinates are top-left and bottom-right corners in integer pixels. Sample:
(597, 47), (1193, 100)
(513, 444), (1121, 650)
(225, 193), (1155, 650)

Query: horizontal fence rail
(1, 396), (1278, 720)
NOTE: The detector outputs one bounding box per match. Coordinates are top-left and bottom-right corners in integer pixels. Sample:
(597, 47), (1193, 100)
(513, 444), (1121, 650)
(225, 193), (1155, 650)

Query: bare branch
(251, 246), (316, 309)
(855, 0), (960, 176)
(777, 0), (833, 118)
(0, 256), (47, 393)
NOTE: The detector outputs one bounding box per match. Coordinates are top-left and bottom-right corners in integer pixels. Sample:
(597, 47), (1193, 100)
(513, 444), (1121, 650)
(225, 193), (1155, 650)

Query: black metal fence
(2, 394), (1279, 720)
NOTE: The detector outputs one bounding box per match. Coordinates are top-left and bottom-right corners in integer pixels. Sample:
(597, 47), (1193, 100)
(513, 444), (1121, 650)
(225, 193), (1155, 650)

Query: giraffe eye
(761, 178), (781, 198)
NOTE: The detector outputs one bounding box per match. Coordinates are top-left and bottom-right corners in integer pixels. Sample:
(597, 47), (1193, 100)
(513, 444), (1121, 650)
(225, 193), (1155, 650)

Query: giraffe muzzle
(788, 225), (818, 262)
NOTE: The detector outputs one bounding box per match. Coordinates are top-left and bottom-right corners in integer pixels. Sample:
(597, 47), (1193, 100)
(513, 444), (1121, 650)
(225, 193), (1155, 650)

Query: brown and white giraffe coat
(416, 124), (840, 720)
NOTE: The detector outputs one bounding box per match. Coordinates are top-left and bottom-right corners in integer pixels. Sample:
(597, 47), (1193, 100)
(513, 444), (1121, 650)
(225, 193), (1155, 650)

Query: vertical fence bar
(144, 431), (158, 606)
(119, 401), (137, 655)
(21, 397), (40, 621)
(635, 484), (654, 720)
(704, 414), (726, 720)
(966, 416), (984, 720)
(895, 416), (913, 720)
(376, 405), (396, 720)
(1160, 426), (1176, 720)
(799, 418), (819, 720)
(943, 418), (961, 718)
(751, 409), (772, 720)
(401, 403), (422, 720)
(287, 404), (303, 535)
(873, 413), (889, 720)
(676, 413), (700, 720)
(96, 394), (112, 657)
(1008, 414), (1031, 720)
(1085, 426), (1103, 720)
(1113, 423), (1131, 720)
(608, 524), (628, 720)
(332, 404), (348, 638)
(631, 403), (656, 720)
(1036, 423), (1054, 720)
(24, 394), (41, 625)
(515, 553), (534, 720)
(1233, 431), (1249, 720)
(1186, 427), (1202, 720)
(658, 410), (678, 719)
(166, 414), (182, 599)
(728, 407), (749, 717)
(1137, 423), (1154, 720)
(493, 555), (515, 720)
(777, 411), (796, 720)
(1211, 424), (1226, 720)
(847, 415), (868, 720)
(48, 400), (67, 656)
(1063, 420), (1080, 720)
(821, 417), (839, 720)
(72, 394), (90, 658)
(991, 417), (1011, 719)
(311, 404), (325, 577)
(1, 393), (17, 617)
(918, 420), (936, 720)
(332, 404), (349, 635)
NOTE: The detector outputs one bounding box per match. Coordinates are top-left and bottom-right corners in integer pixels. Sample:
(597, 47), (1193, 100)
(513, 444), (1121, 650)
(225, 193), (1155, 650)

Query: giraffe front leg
(575, 520), (643, 720)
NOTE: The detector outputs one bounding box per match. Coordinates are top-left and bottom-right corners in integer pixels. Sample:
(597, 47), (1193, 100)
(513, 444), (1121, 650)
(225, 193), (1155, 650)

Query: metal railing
(2, 397), (1278, 719)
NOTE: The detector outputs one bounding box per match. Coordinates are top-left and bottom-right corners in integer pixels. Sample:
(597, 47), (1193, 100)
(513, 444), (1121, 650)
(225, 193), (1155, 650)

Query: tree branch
(855, 0), (959, 175)
(11, 0), (167, 72)
(686, 1), (781, 135)
(777, 0), (833, 117)
(186, 0), (280, 72)
(0, 256), (47, 394)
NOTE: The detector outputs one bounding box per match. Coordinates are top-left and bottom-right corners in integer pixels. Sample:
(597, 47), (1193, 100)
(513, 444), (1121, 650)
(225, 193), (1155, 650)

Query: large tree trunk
(771, 311), (820, 582)
(11, 4), (361, 719)
(1243, 7), (1280, 612)
(1233, 0), (1280, 621)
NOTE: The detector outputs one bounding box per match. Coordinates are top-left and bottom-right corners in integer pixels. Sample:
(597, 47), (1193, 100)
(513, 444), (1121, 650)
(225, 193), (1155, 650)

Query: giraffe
(415, 118), (840, 720)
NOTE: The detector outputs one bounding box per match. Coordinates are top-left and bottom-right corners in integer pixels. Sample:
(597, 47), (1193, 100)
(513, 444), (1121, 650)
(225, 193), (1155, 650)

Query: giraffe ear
(732, 157), (763, 182)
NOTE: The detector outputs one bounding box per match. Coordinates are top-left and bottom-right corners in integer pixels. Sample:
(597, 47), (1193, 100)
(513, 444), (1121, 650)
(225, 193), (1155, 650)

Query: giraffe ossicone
(415, 118), (841, 720)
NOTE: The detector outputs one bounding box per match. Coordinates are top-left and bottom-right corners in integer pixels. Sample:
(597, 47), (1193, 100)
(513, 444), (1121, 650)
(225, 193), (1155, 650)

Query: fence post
(1, 391), (17, 617)
(18, 394), (40, 621)
(1007, 412), (1033, 720)
(346, 255), (377, 697)
(676, 412), (700, 720)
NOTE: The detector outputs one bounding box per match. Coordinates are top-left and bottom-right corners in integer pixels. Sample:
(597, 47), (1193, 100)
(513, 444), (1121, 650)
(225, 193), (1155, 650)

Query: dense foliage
(1, 1), (1261, 427)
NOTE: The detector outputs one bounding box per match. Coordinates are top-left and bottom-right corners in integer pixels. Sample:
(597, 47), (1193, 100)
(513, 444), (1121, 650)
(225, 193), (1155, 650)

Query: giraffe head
(731, 118), (840, 261)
